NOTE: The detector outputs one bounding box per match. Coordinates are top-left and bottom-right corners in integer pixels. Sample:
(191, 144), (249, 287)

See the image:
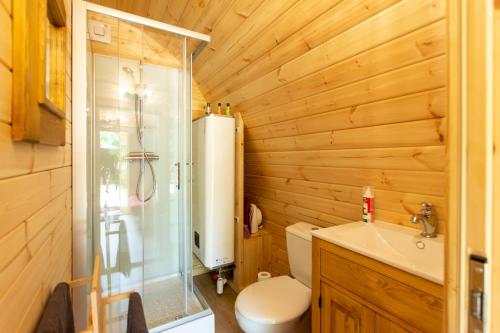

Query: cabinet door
(374, 314), (411, 333)
(320, 282), (374, 333)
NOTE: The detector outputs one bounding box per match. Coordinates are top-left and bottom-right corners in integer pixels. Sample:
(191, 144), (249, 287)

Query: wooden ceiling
(88, 0), (231, 55)
(87, 0), (346, 104)
(88, 0), (191, 26)
(88, 0), (318, 103)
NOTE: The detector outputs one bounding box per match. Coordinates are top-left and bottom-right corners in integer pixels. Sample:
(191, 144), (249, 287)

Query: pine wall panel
(0, 0), (73, 331)
(89, 0), (449, 278)
(197, 0), (448, 277)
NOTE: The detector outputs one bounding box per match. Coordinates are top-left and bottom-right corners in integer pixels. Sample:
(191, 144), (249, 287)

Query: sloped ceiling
(87, 0), (299, 104)
(88, 0), (190, 25)
(87, 0), (230, 65)
(89, 1), (347, 108)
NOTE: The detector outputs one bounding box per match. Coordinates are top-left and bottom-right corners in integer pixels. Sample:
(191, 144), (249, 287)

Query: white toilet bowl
(235, 275), (311, 333)
(235, 222), (320, 333)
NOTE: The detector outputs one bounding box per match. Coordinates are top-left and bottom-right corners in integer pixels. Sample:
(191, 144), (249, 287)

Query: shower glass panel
(86, 11), (208, 332)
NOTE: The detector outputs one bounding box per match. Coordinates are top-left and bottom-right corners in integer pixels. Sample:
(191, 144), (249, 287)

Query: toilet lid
(235, 276), (311, 325)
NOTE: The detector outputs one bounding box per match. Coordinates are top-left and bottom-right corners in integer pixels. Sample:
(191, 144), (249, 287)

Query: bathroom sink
(311, 221), (444, 285)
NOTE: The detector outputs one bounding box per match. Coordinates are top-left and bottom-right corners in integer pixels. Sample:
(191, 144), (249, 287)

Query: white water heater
(192, 114), (235, 269)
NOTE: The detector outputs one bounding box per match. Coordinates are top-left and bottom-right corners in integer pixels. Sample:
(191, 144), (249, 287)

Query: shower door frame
(72, 1), (210, 330)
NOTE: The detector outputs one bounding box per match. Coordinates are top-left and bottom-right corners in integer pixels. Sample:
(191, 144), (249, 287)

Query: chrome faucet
(410, 202), (437, 238)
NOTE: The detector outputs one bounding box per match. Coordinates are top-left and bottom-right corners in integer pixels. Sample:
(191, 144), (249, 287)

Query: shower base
(144, 276), (204, 327)
(105, 275), (207, 332)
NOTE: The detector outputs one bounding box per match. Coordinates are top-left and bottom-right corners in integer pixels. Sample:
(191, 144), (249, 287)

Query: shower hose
(134, 92), (157, 203)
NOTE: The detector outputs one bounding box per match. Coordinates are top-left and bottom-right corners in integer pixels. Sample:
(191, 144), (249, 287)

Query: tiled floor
(194, 273), (244, 333)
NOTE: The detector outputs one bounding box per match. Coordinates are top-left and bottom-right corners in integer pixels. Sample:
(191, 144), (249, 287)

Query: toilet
(235, 222), (320, 333)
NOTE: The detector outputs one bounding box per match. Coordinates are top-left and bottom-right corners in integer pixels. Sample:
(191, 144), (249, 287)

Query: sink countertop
(311, 221), (444, 285)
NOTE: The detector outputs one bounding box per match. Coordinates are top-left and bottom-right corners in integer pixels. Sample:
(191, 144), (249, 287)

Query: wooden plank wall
(195, 0), (448, 277)
(0, 0), (73, 331)
(88, 0), (449, 278)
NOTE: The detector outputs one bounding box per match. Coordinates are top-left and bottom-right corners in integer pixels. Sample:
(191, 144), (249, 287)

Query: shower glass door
(86, 11), (204, 332)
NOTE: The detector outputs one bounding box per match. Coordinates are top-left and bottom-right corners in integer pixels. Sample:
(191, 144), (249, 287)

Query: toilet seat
(235, 276), (311, 326)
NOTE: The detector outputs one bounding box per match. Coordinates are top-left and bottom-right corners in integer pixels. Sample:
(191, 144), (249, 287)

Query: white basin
(311, 221), (444, 285)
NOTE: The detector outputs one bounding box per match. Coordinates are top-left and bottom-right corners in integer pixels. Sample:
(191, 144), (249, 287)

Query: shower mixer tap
(124, 152), (160, 161)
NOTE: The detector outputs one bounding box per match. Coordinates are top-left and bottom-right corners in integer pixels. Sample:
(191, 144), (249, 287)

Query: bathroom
(0, 0), (499, 332)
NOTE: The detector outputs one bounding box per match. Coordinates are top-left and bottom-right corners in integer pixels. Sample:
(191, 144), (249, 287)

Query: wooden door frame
(446, 0), (497, 332)
(446, 0), (462, 331)
(492, 2), (500, 332)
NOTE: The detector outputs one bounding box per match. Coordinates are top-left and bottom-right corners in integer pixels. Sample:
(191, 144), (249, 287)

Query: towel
(35, 283), (75, 333)
(126, 292), (149, 333)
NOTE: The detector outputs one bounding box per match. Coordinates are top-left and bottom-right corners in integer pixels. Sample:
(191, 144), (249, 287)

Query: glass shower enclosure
(82, 6), (211, 332)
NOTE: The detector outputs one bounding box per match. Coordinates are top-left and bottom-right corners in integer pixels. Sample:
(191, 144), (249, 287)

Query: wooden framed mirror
(12, 0), (66, 146)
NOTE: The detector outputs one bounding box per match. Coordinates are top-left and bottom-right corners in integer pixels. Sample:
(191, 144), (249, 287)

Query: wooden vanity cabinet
(319, 281), (375, 333)
(319, 281), (411, 333)
(312, 237), (443, 333)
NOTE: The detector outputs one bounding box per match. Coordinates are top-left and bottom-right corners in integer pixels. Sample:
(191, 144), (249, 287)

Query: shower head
(122, 66), (141, 98)
(122, 66), (134, 75)
(121, 64), (150, 99)
(122, 66), (138, 86)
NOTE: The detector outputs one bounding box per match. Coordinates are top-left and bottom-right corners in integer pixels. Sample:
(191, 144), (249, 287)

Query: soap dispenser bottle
(362, 186), (374, 223)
